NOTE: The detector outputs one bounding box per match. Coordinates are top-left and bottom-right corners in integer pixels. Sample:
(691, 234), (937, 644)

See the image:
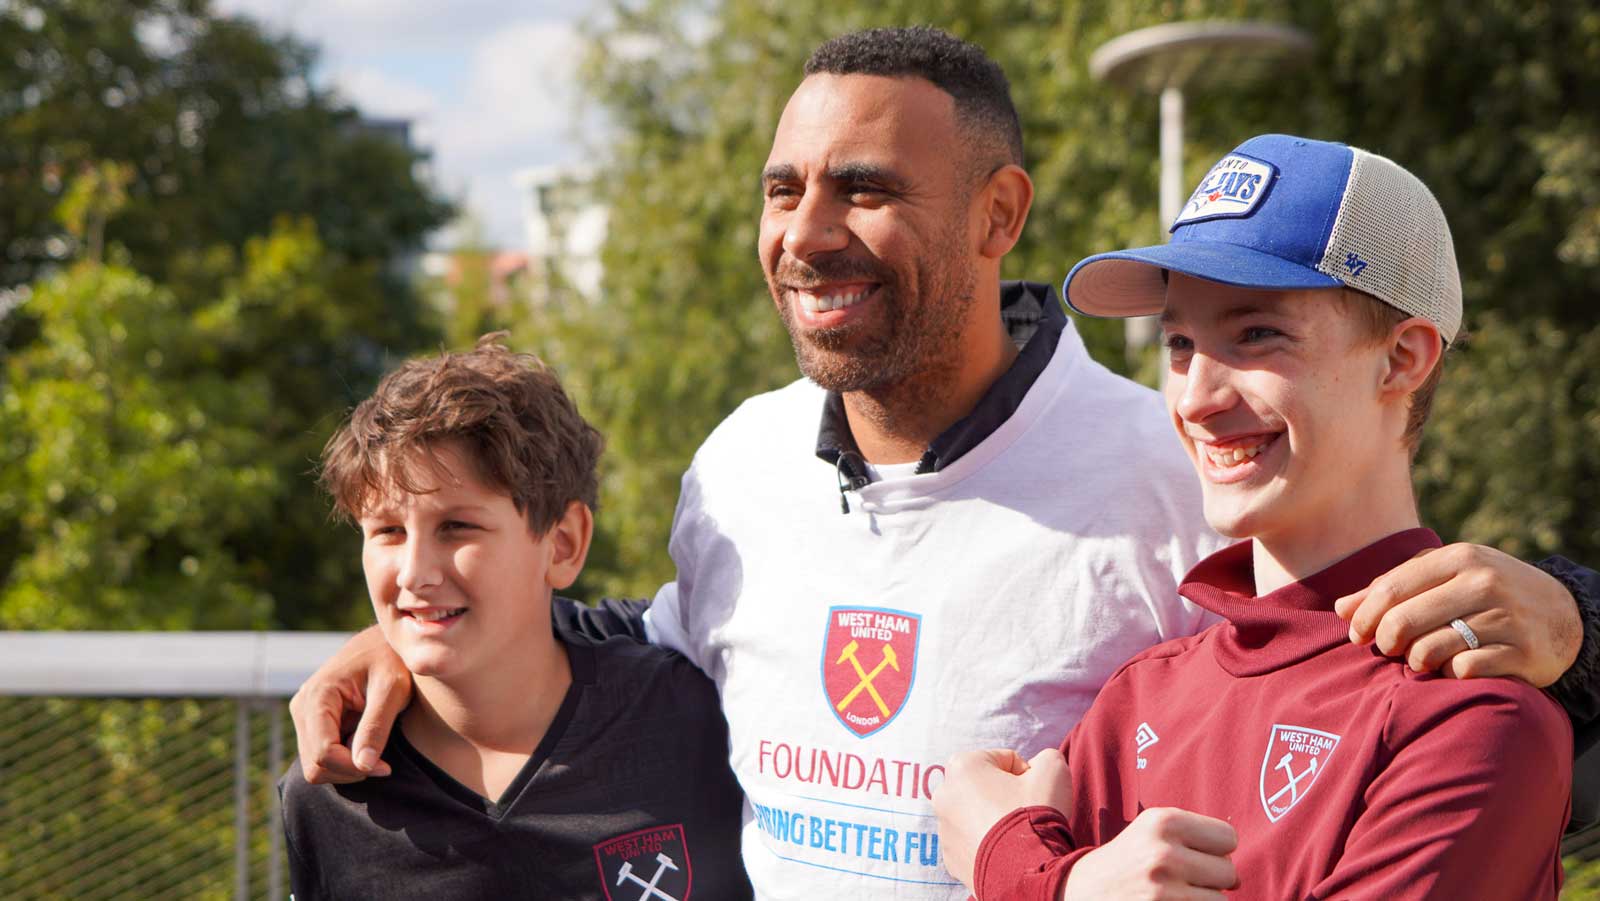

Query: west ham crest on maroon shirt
(1258, 724), (1341, 822)
(821, 606), (921, 738)
(594, 824), (692, 901)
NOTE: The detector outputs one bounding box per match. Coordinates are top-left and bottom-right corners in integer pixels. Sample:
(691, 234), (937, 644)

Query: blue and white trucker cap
(1064, 134), (1462, 343)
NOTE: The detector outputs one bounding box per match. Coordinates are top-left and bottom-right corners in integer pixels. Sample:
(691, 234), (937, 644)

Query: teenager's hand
(934, 748), (1071, 889)
(288, 625), (412, 783)
(1335, 543), (1581, 686)
(1063, 808), (1238, 901)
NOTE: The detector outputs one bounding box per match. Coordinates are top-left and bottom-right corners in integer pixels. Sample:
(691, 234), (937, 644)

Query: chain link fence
(0, 632), (347, 900)
(1, 697), (287, 899)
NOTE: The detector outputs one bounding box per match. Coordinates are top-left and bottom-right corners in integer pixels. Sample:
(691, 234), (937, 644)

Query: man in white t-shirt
(289, 26), (1600, 900)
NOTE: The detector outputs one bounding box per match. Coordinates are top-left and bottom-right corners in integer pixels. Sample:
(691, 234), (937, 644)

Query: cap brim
(1064, 242), (1344, 318)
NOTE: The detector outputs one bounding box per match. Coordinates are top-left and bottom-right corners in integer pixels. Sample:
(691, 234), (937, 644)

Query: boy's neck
(402, 625), (573, 780)
(1250, 461), (1422, 597)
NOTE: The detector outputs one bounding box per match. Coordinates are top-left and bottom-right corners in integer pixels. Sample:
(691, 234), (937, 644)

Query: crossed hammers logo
(834, 639), (900, 718)
(1267, 752), (1318, 808)
(616, 853), (680, 901)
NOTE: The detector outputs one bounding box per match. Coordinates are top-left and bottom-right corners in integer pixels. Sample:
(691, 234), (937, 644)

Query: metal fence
(0, 632), (348, 900)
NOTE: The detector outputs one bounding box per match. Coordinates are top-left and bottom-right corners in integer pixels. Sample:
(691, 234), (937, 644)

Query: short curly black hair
(804, 26), (1023, 172)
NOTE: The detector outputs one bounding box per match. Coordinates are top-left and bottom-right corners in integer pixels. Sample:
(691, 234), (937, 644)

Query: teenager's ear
(544, 500), (593, 591)
(1381, 318), (1444, 399)
(976, 164), (1033, 260)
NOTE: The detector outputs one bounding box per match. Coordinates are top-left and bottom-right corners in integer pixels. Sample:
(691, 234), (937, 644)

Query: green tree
(563, 0), (1600, 599)
(0, 4), (455, 892)
(0, 0), (450, 292)
(0, 216), (428, 630)
(0, 0), (452, 629)
(0, 260), (275, 628)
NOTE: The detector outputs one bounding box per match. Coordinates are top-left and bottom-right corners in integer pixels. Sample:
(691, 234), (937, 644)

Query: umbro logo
(1135, 721), (1159, 770)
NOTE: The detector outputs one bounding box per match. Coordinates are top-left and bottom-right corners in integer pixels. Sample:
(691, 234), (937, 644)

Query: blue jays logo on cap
(1172, 153), (1278, 229)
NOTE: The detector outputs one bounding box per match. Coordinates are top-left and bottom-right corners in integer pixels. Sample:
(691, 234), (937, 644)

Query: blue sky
(216, 0), (598, 249)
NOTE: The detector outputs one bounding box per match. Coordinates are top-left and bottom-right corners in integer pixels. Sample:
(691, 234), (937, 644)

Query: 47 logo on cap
(821, 606), (921, 738)
(594, 825), (692, 901)
(1173, 153), (1278, 229)
(1258, 724), (1341, 823)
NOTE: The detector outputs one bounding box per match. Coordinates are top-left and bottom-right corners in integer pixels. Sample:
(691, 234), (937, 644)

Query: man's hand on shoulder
(288, 625), (412, 783)
(1336, 542), (1581, 686)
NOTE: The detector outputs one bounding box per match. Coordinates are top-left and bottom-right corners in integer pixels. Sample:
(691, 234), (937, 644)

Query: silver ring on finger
(1449, 617), (1481, 651)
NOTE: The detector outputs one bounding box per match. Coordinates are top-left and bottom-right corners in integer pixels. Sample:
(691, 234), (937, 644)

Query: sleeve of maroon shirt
(1309, 677), (1572, 900)
(969, 707), (1105, 901)
(970, 804), (1089, 901)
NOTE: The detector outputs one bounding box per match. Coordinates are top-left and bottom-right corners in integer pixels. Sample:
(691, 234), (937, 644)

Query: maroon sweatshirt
(975, 529), (1570, 901)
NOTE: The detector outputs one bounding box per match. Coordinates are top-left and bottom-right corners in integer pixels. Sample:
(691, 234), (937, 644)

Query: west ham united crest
(594, 824), (692, 901)
(1258, 724), (1340, 823)
(821, 605), (920, 738)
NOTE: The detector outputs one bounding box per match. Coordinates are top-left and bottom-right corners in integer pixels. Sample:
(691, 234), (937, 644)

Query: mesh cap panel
(1315, 149), (1462, 342)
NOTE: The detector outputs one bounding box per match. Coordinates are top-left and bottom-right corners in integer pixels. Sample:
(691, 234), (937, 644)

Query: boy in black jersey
(279, 336), (749, 901)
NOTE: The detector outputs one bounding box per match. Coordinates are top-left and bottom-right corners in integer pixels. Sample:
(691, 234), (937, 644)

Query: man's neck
(1251, 460), (1422, 596)
(404, 626), (572, 768)
(843, 305), (1018, 465)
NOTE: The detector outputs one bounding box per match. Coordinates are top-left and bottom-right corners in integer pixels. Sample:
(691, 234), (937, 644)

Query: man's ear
(1381, 318), (1444, 399)
(976, 164), (1033, 260)
(544, 500), (593, 591)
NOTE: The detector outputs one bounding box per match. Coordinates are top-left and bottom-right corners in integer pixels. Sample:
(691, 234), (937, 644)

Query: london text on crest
(594, 824), (692, 901)
(820, 606), (921, 739)
(1258, 724), (1341, 823)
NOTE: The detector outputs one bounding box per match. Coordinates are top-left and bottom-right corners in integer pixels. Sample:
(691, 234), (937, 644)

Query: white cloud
(429, 21), (590, 247)
(216, 0), (594, 54)
(326, 65), (438, 119)
(445, 21), (585, 162)
(213, 0), (597, 248)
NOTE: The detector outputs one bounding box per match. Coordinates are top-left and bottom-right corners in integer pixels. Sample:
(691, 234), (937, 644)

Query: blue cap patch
(1171, 152), (1278, 231)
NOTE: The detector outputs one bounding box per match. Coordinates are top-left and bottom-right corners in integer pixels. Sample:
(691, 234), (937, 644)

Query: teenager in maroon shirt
(934, 134), (1572, 900)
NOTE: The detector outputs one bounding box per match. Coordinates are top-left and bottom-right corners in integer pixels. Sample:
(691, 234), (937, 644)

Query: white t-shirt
(647, 319), (1226, 899)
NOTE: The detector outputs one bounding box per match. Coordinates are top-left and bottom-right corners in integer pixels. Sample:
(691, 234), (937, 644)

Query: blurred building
(516, 164), (608, 304)
(419, 249), (531, 309)
(350, 115), (433, 278)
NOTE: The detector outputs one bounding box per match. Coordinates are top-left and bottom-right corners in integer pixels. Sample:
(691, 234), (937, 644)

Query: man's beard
(771, 235), (975, 396)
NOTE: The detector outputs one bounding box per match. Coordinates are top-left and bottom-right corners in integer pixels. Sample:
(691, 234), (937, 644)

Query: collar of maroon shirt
(1179, 528), (1442, 677)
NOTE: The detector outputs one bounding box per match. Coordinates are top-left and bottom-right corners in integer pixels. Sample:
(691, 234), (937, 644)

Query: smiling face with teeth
(758, 73), (983, 394)
(358, 441), (572, 684)
(1159, 274), (1425, 552)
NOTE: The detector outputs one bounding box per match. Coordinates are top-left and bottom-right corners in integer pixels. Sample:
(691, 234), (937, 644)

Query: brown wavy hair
(320, 333), (603, 532)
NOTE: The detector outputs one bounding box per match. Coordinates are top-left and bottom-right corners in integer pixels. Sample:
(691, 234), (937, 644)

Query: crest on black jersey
(594, 824), (692, 901)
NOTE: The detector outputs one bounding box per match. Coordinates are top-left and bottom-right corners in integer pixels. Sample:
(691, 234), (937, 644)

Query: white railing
(0, 631), (349, 901)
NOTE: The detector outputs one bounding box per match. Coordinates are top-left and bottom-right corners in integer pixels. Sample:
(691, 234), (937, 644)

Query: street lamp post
(1090, 21), (1314, 363)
